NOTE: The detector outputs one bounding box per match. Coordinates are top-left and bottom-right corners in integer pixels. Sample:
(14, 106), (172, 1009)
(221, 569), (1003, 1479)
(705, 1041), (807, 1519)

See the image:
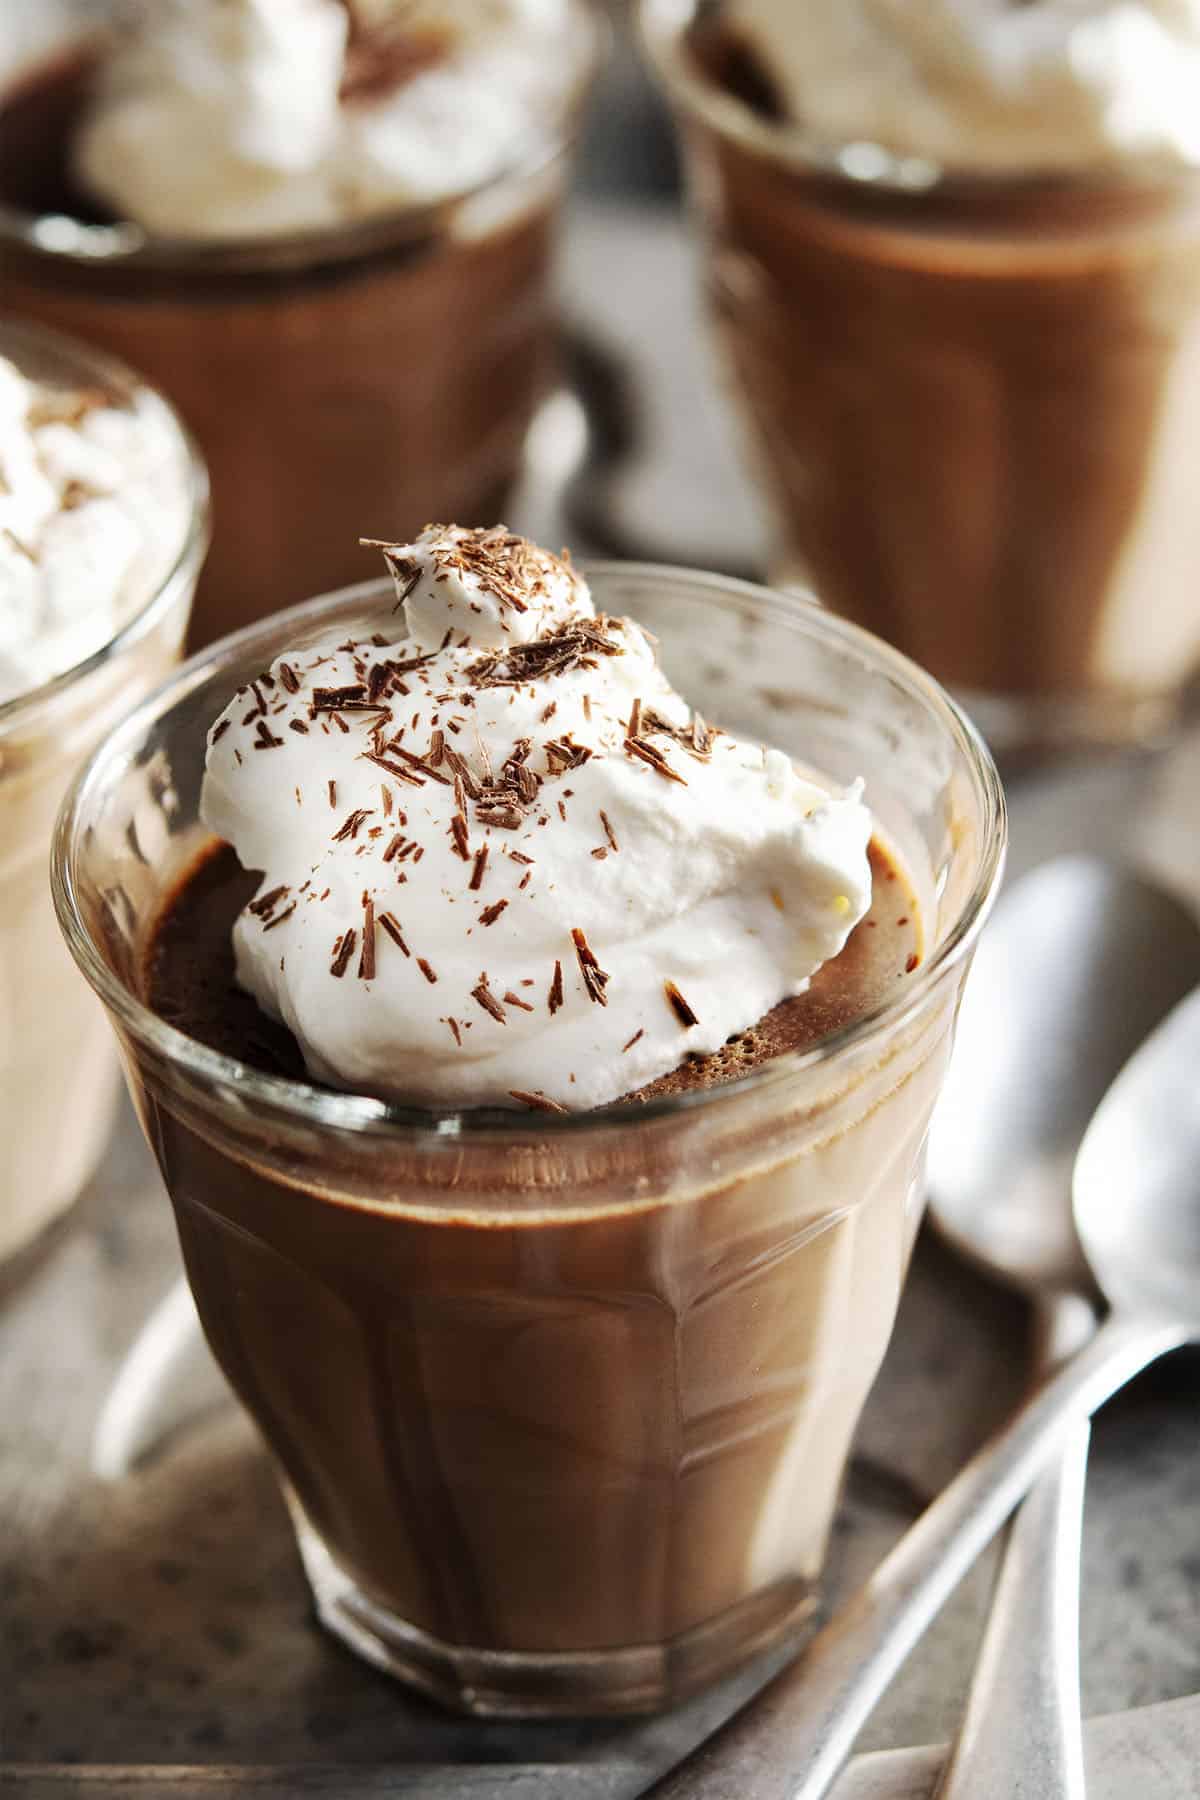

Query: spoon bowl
(1075, 984), (1200, 1324)
(929, 856), (1200, 1296)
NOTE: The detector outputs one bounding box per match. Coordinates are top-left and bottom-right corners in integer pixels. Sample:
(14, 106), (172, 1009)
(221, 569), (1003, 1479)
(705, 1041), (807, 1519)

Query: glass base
(287, 1492), (818, 1718)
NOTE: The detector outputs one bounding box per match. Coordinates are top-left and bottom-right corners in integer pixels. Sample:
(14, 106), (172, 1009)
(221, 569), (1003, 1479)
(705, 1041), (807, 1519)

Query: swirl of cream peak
(71, 0), (588, 240)
(200, 525), (873, 1111)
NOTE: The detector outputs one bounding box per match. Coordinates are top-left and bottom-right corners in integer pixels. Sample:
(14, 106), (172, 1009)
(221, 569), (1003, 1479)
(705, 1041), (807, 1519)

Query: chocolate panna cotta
(666, 0), (1200, 734)
(128, 526), (952, 1710)
(0, 2), (596, 649)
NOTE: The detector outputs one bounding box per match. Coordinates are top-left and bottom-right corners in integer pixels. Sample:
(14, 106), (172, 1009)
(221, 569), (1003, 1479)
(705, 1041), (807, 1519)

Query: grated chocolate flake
(211, 718), (231, 744)
(330, 929), (357, 978)
(625, 734), (687, 786)
(450, 811), (471, 861)
(363, 750), (424, 788)
(311, 684), (366, 711)
(447, 1017), (462, 1046)
(333, 807), (373, 842)
(504, 990), (533, 1012)
(358, 900), (376, 980)
(417, 957), (438, 984)
(469, 615), (624, 690)
(248, 884), (289, 918)
(289, 719), (309, 735)
(509, 1089), (568, 1113)
(664, 980), (699, 1027)
(599, 810), (619, 853)
(622, 1028), (644, 1053)
(479, 899), (508, 926)
(378, 911), (409, 956)
(328, 779), (337, 809)
(548, 958), (564, 1015)
(278, 661), (300, 694)
(471, 977), (507, 1023)
(571, 928), (609, 1006)
(254, 719), (284, 750)
(469, 844), (489, 891)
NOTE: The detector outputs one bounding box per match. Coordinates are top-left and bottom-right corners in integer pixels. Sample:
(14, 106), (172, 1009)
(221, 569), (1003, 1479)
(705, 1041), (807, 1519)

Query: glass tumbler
(0, 317), (208, 1269)
(642, 0), (1200, 752)
(0, 3), (600, 648)
(53, 565), (1004, 1715)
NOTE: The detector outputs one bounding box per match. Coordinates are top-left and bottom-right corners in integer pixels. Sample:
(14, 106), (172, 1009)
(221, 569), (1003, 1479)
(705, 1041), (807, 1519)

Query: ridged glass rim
(52, 564), (1006, 1141)
(0, 0), (604, 275)
(0, 317), (210, 736)
(638, 0), (1200, 198)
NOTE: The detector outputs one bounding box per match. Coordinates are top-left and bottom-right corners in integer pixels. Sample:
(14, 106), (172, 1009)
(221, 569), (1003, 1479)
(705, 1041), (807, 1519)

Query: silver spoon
(927, 858), (1200, 1799)
(645, 990), (1200, 1800)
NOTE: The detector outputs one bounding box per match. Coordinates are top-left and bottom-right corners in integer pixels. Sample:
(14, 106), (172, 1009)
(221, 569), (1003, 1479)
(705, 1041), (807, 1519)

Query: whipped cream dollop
(720, 0), (1200, 173)
(73, 0), (587, 239)
(201, 526), (874, 1111)
(0, 356), (188, 704)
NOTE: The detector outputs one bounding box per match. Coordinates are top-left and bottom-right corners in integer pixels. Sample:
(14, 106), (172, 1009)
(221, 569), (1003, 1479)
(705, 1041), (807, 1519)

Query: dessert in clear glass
(643, 0), (1200, 751)
(0, 316), (207, 1268)
(53, 527), (1003, 1714)
(0, 1), (599, 648)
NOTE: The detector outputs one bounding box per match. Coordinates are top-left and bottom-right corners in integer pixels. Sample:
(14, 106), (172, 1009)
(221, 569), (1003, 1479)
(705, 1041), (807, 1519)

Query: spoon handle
(933, 1292), (1097, 1800)
(643, 1310), (1186, 1800)
(932, 1422), (1090, 1800)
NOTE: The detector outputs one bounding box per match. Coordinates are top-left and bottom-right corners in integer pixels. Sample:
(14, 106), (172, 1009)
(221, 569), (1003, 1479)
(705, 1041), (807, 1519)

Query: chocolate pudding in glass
(643, 0), (1200, 751)
(0, 1), (598, 649)
(0, 317), (207, 1269)
(53, 527), (1003, 1715)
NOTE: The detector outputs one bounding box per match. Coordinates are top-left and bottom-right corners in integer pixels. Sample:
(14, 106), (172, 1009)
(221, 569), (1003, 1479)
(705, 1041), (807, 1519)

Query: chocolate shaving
(363, 751), (424, 787)
(599, 811), (619, 852)
(358, 901), (376, 979)
(248, 884), (290, 918)
(328, 779), (337, 808)
(330, 930), (357, 978)
(211, 719), (231, 744)
(333, 807), (373, 842)
(627, 697), (642, 738)
(278, 662), (300, 694)
(289, 719), (309, 735)
(571, 928), (609, 1006)
(389, 744), (451, 785)
(622, 1028), (644, 1052)
(663, 980), (699, 1027)
(479, 899), (508, 926)
(417, 957), (438, 984)
(544, 735), (592, 772)
(509, 1089), (568, 1113)
(312, 684), (367, 710)
(625, 735), (687, 786)
(254, 719), (284, 750)
(503, 990), (533, 1011)
(450, 811), (471, 861)
(548, 959), (564, 1015)
(378, 911), (409, 955)
(468, 615), (624, 689)
(382, 831), (406, 863)
(474, 800), (524, 830)
(471, 977), (507, 1022)
(469, 844), (489, 891)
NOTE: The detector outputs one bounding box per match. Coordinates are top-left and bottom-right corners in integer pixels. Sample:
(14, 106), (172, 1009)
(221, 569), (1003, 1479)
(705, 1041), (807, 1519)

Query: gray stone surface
(2, 197), (1199, 1792)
